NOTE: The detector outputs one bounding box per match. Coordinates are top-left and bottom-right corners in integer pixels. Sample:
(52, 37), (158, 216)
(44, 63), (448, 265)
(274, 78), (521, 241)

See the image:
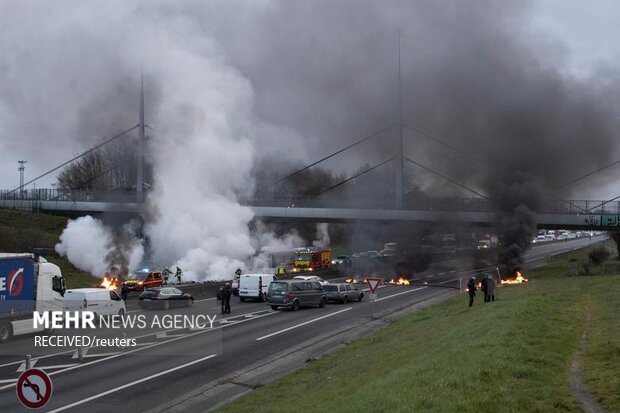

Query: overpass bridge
(2, 189), (619, 230)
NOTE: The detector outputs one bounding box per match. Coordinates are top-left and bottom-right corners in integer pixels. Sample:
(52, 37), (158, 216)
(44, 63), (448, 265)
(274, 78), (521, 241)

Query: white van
(63, 288), (126, 317)
(239, 274), (277, 302)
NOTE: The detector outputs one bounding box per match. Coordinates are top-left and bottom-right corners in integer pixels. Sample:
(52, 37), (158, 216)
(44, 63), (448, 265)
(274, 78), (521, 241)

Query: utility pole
(395, 30), (404, 210)
(18, 160), (27, 197)
(137, 75), (145, 202)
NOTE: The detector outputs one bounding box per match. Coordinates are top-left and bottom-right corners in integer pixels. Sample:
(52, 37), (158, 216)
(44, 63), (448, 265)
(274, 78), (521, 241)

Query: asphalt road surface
(0, 235), (606, 412)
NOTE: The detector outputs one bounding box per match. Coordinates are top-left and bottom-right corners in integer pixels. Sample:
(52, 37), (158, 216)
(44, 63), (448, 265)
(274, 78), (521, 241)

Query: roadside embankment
(216, 243), (620, 413)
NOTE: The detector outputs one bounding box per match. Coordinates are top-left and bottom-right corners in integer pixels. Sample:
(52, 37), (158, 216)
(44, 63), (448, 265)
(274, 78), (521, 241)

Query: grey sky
(1, 1), (620, 201)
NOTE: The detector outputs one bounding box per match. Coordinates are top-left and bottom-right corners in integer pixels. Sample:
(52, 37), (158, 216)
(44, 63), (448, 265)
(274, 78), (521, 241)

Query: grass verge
(0, 208), (99, 288)
(217, 242), (620, 413)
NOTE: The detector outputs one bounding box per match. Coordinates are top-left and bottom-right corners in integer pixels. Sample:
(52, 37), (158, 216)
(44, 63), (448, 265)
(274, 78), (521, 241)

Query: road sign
(16, 368), (52, 409)
(366, 277), (382, 294)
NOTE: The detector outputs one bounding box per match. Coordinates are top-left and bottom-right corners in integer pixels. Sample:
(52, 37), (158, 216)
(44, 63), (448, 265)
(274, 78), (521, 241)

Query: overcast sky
(1, 1), (620, 200)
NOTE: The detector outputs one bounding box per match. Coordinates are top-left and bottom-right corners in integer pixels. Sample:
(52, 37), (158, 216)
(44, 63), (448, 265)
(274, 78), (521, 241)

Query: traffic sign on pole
(366, 277), (382, 294)
(16, 368), (52, 409)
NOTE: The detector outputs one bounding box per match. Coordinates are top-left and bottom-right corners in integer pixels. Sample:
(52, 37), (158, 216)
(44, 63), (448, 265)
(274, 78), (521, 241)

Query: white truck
(239, 274), (277, 302)
(0, 253), (66, 343)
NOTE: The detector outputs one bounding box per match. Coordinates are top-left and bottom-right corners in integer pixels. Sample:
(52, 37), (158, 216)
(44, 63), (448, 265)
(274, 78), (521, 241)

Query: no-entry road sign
(366, 277), (382, 294)
(16, 368), (52, 409)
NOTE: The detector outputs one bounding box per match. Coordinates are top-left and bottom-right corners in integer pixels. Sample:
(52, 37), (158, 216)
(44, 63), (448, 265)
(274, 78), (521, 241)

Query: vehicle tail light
(284, 292), (292, 301)
(83, 299), (87, 309)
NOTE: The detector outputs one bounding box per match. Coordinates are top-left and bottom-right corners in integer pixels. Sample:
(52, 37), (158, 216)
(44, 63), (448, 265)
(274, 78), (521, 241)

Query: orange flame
(100, 275), (120, 290)
(389, 276), (410, 286)
(501, 271), (528, 285)
(345, 277), (355, 283)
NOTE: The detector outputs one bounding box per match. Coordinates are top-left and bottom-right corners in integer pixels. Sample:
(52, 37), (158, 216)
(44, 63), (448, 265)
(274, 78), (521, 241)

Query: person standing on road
(223, 283), (233, 314)
(175, 267), (183, 284)
(121, 283), (129, 300)
(467, 277), (477, 307)
(485, 275), (496, 302)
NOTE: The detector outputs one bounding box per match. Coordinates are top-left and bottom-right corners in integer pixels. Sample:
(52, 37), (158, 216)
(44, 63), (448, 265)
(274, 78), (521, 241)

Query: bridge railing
(2, 188), (620, 215)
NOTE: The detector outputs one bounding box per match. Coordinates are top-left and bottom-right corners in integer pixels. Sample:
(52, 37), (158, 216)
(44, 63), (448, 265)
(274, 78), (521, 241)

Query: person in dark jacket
(481, 276), (489, 302)
(121, 283), (129, 301)
(222, 283), (233, 314)
(467, 277), (477, 307)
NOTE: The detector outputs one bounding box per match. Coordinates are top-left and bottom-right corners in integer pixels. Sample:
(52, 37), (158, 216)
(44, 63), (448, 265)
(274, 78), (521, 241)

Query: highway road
(0, 236), (606, 412)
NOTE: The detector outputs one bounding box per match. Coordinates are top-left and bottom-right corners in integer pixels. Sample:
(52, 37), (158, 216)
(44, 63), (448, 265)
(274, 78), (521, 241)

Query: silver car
(323, 283), (364, 304)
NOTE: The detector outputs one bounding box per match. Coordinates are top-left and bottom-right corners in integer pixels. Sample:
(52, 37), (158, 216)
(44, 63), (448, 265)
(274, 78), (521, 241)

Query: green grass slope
(218, 243), (620, 413)
(0, 208), (99, 288)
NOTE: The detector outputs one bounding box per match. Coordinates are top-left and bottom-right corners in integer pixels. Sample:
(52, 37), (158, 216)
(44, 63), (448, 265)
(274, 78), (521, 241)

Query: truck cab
(0, 253), (66, 342)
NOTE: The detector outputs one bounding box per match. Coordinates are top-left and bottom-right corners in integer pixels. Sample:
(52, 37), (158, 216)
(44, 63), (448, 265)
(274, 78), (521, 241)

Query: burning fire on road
(501, 271), (528, 285)
(100, 275), (121, 290)
(389, 276), (411, 286)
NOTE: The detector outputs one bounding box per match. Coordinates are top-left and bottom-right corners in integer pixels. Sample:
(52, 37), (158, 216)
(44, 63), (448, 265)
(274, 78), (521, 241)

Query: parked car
(293, 275), (328, 285)
(266, 280), (327, 311)
(138, 287), (194, 310)
(331, 255), (349, 265)
(323, 283), (364, 303)
(239, 274), (278, 302)
(64, 288), (126, 317)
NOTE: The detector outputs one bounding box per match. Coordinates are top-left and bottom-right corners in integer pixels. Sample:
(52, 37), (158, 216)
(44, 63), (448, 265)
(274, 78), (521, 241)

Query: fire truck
(293, 247), (332, 272)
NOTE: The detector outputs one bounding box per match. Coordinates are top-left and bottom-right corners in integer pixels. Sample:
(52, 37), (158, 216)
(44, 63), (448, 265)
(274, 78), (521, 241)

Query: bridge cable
(272, 123), (398, 186)
(403, 124), (488, 167)
(553, 159), (620, 192)
(404, 156), (490, 199)
(6, 124), (139, 196)
(583, 194), (620, 214)
(313, 157), (394, 197)
(402, 124), (590, 213)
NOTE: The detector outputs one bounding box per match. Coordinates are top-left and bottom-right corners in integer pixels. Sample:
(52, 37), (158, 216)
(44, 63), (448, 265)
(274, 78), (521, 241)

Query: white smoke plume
(55, 216), (144, 277)
(312, 223), (330, 248)
(248, 222), (305, 273)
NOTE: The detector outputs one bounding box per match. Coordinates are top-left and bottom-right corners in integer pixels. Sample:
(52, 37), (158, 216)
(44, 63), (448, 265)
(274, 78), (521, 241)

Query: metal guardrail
(2, 188), (620, 215)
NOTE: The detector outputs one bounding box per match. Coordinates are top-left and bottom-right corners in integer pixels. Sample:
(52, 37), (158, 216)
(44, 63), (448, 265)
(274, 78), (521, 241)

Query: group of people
(466, 274), (496, 307)
(218, 283), (233, 314)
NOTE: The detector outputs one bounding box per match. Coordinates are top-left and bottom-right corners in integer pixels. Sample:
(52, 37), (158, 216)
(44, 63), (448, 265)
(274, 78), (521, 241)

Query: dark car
(138, 287), (194, 310)
(266, 280), (327, 311)
(323, 283), (364, 303)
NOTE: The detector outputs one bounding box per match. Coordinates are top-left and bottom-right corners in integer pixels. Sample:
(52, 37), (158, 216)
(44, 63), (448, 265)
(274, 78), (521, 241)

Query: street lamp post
(18, 160), (27, 198)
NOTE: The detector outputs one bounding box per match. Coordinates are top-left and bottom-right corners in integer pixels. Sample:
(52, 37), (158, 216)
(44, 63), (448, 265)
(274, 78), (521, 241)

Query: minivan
(266, 280), (327, 311)
(63, 288), (126, 318)
(239, 274), (278, 302)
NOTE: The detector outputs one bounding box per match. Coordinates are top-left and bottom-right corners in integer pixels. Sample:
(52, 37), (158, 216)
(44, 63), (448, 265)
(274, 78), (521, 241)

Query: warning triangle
(366, 277), (382, 293)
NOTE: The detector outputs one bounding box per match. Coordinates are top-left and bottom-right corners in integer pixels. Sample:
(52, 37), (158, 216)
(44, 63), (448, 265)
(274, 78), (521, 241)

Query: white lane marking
(374, 287), (426, 302)
(17, 363), (78, 372)
(256, 308), (352, 341)
(46, 354), (217, 413)
(0, 379), (17, 385)
(0, 310), (277, 391)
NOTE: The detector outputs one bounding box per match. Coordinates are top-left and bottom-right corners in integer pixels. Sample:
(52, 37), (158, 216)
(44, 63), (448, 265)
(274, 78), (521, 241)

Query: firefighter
(175, 267), (183, 284)
(277, 263), (286, 276)
(235, 268), (242, 277)
(467, 277), (477, 307)
(162, 267), (173, 285)
(222, 283), (233, 314)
